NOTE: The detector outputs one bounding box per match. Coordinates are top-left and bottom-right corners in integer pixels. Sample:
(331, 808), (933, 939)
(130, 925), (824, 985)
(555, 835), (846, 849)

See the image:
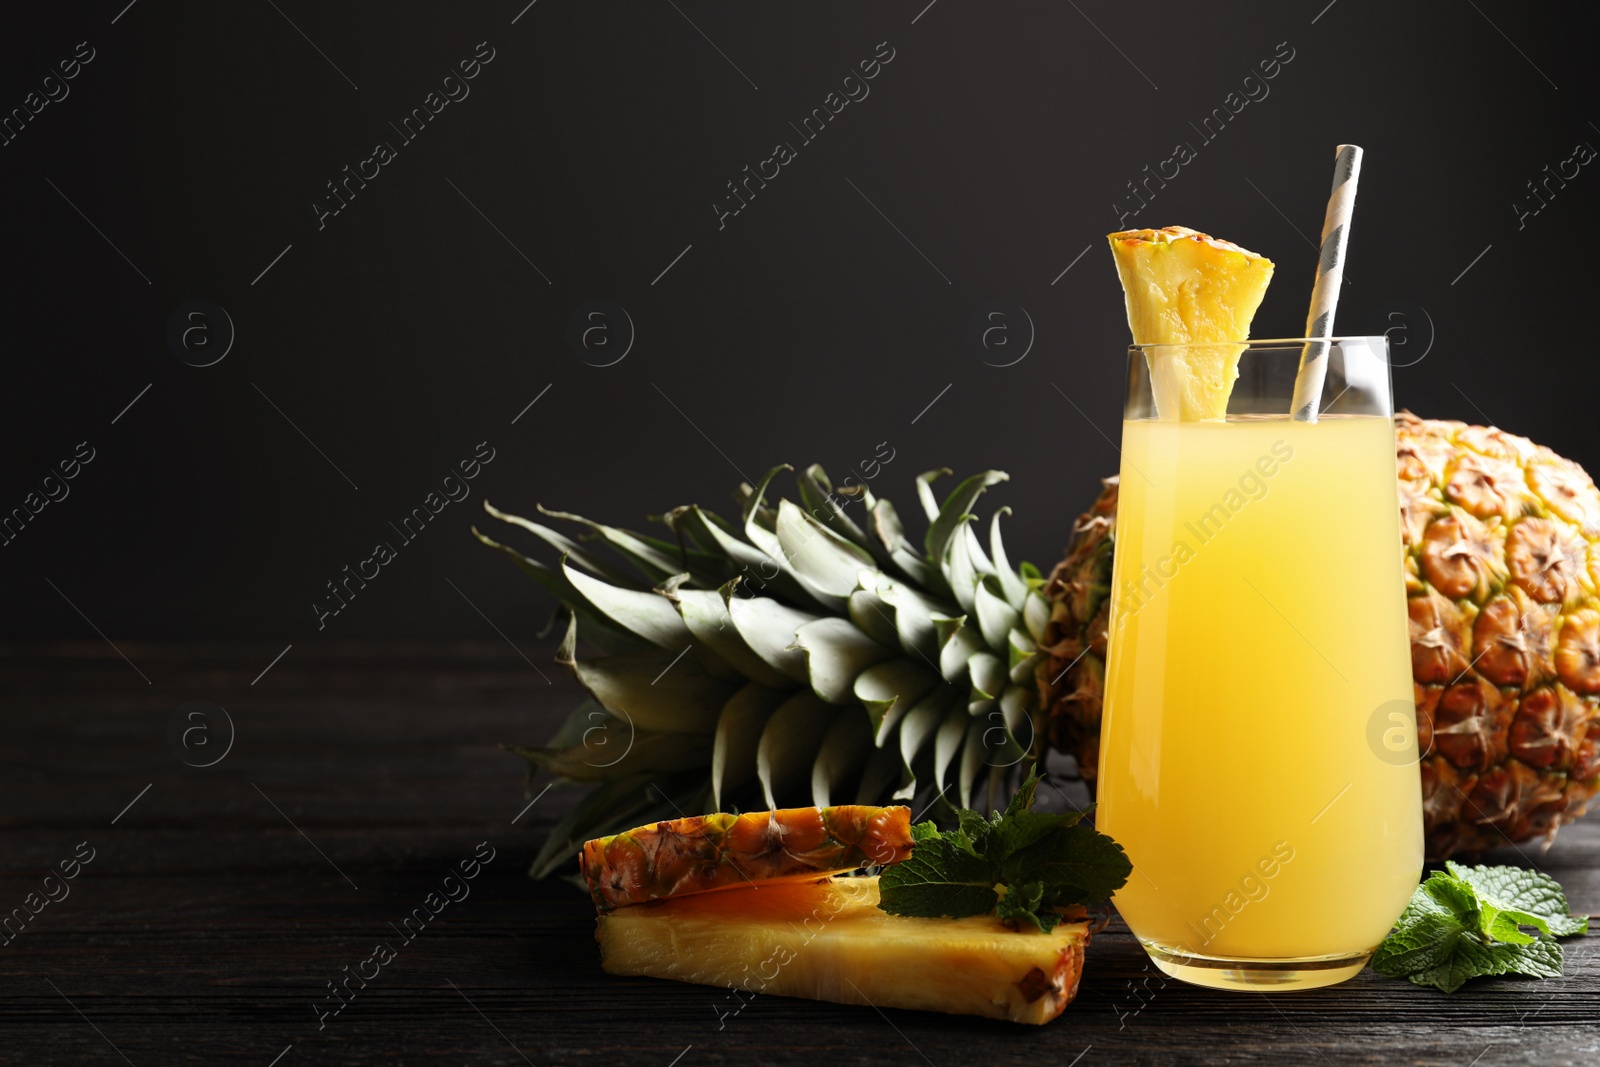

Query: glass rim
(1130, 335), (1388, 352)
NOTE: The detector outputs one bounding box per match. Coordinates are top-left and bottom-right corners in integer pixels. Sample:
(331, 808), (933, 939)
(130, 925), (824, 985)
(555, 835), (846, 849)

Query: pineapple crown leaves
(476, 464), (1056, 879)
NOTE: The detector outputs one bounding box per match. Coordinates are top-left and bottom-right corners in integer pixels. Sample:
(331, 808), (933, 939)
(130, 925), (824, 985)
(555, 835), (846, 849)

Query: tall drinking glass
(1096, 337), (1422, 991)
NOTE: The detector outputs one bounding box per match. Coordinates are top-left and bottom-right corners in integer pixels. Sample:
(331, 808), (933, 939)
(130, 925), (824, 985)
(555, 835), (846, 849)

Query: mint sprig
(876, 769), (1132, 932)
(1372, 862), (1589, 993)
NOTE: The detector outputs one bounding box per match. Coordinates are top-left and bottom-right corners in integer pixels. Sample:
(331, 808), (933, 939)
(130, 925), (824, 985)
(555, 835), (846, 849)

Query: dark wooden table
(4, 642), (1597, 1065)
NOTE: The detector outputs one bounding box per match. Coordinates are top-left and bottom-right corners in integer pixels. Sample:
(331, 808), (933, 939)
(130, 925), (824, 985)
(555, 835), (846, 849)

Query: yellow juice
(1097, 413), (1422, 988)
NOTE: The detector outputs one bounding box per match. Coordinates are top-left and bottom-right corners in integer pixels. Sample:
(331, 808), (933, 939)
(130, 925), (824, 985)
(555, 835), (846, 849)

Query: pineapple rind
(596, 876), (1088, 1025)
(581, 804), (913, 911)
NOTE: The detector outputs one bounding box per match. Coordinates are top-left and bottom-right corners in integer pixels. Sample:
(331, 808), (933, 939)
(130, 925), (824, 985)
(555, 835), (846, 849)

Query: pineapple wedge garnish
(1108, 226), (1274, 420)
(597, 875), (1090, 1025)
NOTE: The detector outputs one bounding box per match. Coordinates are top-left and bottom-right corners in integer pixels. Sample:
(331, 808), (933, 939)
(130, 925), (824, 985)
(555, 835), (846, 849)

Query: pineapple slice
(1107, 226), (1274, 420)
(597, 875), (1090, 1025)
(582, 805), (912, 911)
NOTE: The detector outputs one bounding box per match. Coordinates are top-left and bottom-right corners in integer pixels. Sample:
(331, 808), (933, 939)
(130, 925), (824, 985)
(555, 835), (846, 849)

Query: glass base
(1140, 940), (1373, 991)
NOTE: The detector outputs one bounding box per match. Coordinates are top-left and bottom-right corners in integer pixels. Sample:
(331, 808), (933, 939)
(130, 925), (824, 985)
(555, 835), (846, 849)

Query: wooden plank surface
(2, 642), (1596, 1065)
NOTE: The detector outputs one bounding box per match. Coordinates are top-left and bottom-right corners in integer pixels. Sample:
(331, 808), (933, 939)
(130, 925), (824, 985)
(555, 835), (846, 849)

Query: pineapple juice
(1097, 413), (1422, 989)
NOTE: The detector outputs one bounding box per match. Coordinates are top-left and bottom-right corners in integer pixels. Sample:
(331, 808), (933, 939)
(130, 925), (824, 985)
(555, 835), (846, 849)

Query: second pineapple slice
(1107, 226), (1275, 420)
(598, 875), (1090, 1025)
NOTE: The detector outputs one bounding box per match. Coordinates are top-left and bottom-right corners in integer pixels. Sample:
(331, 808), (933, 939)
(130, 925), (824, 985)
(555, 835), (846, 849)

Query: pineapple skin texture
(597, 876), (1089, 1025)
(1037, 413), (1600, 859)
(1108, 227), (1275, 421)
(582, 805), (912, 911)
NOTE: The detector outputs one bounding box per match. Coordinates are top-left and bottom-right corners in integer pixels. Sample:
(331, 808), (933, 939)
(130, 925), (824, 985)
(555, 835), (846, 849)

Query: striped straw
(1290, 144), (1364, 422)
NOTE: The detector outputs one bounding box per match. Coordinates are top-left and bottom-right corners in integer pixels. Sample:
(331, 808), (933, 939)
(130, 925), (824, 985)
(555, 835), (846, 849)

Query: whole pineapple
(478, 465), (1051, 877)
(1038, 412), (1600, 859)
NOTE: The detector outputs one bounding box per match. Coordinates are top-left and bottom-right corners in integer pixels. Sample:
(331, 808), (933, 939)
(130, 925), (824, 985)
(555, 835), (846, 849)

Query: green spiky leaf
(756, 691), (838, 808)
(479, 465), (1046, 878)
(711, 683), (787, 809)
(925, 471), (1008, 562)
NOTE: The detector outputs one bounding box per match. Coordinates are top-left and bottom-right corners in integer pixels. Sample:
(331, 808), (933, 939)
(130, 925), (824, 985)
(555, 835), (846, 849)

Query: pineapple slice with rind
(1107, 226), (1275, 421)
(597, 875), (1091, 1025)
(581, 804), (912, 911)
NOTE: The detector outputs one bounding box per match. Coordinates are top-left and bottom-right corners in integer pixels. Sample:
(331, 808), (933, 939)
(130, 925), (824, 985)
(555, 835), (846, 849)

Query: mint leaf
(988, 808), (1089, 858)
(1392, 872), (1455, 927)
(876, 772), (1132, 930)
(1446, 861), (1589, 939)
(1408, 934), (1564, 993)
(957, 809), (993, 855)
(1003, 768), (1042, 818)
(1421, 870), (1480, 920)
(876, 834), (998, 919)
(995, 880), (1060, 933)
(1372, 908), (1466, 978)
(1373, 864), (1586, 993)
(1002, 822), (1132, 905)
(1481, 906), (1541, 946)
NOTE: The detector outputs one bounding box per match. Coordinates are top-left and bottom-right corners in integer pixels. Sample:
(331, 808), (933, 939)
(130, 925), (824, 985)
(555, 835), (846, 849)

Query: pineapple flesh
(597, 876), (1090, 1025)
(1108, 226), (1275, 420)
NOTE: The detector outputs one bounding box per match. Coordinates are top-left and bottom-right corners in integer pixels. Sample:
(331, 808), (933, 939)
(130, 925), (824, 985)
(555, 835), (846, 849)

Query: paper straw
(1290, 145), (1363, 422)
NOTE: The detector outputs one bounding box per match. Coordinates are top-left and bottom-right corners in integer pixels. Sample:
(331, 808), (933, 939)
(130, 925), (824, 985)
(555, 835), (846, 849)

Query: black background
(5, 0), (1598, 641)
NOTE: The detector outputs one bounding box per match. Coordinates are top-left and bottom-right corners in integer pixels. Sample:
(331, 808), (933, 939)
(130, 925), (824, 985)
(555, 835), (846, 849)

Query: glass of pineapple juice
(1096, 337), (1423, 991)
